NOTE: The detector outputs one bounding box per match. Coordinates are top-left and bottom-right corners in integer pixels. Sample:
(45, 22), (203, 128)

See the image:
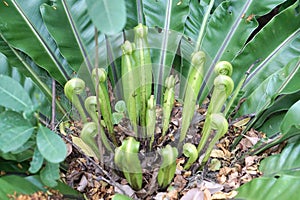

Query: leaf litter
(59, 99), (286, 199)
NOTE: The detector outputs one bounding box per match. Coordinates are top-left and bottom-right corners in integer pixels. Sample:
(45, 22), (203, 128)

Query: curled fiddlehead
(180, 51), (206, 143)
(84, 96), (98, 123)
(134, 23), (152, 128)
(157, 144), (178, 188)
(183, 143), (198, 170)
(114, 137), (143, 190)
(81, 122), (101, 160)
(162, 75), (175, 136)
(214, 61), (233, 76)
(91, 68), (117, 145)
(146, 95), (156, 150)
(121, 40), (138, 134)
(209, 74), (234, 114)
(64, 78), (87, 122)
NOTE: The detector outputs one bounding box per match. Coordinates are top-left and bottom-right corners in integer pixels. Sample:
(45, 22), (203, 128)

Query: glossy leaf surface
(0, 111), (35, 153)
(36, 125), (67, 163)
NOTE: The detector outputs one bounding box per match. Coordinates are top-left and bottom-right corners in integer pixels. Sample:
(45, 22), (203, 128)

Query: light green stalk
(91, 68), (117, 145)
(64, 78), (87, 122)
(146, 95), (156, 150)
(201, 113), (228, 164)
(84, 96), (112, 151)
(162, 75), (175, 136)
(180, 51), (206, 143)
(183, 143), (198, 170)
(114, 137), (143, 190)
(197, 62), (234, 154)
(121, 41), (138, 134)
(134, 23), (152, 128)
(157, 145), (178, 188)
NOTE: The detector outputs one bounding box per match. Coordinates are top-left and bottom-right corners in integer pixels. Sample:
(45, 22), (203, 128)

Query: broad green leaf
(62, 0), (106, 76)
(0, 159), (30, 174)
(0, 61), (51, 116)
(0, 75), (33, 112)
(26, 175), (84, 198)
(0, 150), (32, 162)
(183, 0), (209, 45)
(0, 111), (35, 153)
(237, 140), (300, 200)
(29, 147), (44, 173)
(143, 0), (190, 101)
(260, 141), (300, 176)
(254, 91), (300, 130)
(236, 175), (300, 200)
(257, 112), (285, 137)
(40, 1), (83, 72)
(198, 0), (287, 102)
(281, 60), (300, 94)
(0, 43), (67, 117)
(280, 100), (300, 134)
(237, 58), (300, 118)
(0, 175), (41, 200)
(124, 0), (139, 29)
(232, 3), (300, 97)
(85, 0), (126, 35)
(36, 125), (67, 163)
(0, 0), (72, 85)
(40, 162), (60, 187)
(0, 126), (35, 153)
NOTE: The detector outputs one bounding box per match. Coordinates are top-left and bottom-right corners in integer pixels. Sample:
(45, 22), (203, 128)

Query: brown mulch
(9, 100), (285, 200)
(60, 101), (285, 200)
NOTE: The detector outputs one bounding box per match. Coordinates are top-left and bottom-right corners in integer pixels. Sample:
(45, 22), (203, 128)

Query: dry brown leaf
(180, 188), (204, 200)
(210, 149), (225, 158)
(245, 156), (257, 167)
(212, 191), (238, 199)
(77, 175), (88, 192)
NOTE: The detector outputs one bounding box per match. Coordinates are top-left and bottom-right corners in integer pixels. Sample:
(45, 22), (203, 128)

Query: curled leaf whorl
(165, 74), (175, 89)
(134, 23), (148, 38)
(64, 78), (85, 99)
(64, 78), (87, 122)
(213, 74), (234, 97)
(183, 143), (198, 170)
(214, 61), (233, 76)
(121, 40), (135, 55)
(158, 145), (178, 188)
(81, 122), (101, 159)
(92, 68), (107, 83)
(146, 95), (156, 150)
(202, 113), (228, 164)
(84, 96), (98, 123)
(191, 51), (206, 67)
(114, 137), (143, 190)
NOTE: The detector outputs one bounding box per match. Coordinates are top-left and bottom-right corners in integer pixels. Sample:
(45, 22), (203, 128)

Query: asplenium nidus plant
(63, 28), (235, 190)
